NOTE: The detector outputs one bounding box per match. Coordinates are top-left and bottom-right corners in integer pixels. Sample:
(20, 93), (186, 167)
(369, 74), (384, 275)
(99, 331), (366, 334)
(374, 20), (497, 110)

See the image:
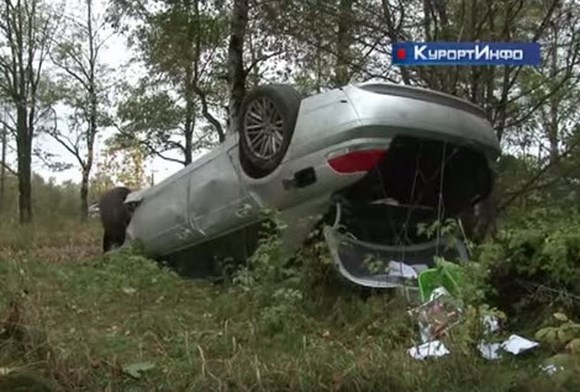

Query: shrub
(476, 207), (580, 326)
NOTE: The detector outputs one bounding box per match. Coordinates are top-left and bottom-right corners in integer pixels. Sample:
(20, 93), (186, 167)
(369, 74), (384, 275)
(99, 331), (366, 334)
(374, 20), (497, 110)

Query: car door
(187, 133), (262, 243)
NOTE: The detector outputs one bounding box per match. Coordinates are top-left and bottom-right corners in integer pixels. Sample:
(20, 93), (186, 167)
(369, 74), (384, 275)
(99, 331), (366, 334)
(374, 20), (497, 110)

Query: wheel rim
(243, 97), (285, 160)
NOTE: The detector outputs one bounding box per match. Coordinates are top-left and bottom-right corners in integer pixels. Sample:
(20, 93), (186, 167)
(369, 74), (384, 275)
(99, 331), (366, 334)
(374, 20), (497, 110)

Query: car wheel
(239, 84), (302, 178)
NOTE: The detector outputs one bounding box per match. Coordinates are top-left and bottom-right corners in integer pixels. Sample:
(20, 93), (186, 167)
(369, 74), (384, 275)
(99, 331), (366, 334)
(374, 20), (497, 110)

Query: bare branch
(504, 75), (577, 129)
(0, 160), (16, 175)
(0, 117), (16, 134)
(50, 52), (91, 92)
(193, 84), (225, 142)
(112, 122), (186, 165)
(166, 139), (187, 154)
(498, 137), (580, 213)
(244, 50), (284, 77)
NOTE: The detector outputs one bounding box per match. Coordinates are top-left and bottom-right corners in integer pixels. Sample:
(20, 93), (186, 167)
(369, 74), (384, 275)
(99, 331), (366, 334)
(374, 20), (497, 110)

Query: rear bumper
(322, 203), (469, 289)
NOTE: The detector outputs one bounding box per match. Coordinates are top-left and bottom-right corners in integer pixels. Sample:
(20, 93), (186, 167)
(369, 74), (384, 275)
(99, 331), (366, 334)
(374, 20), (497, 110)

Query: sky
(30, 0), (184, 187)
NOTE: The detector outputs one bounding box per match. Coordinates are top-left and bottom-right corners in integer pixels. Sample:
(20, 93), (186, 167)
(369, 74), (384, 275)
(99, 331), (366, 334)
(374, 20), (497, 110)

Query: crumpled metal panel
(187, 151), (260, 240)
(126, 141), (263, 257)
(126, 176), (192, 256)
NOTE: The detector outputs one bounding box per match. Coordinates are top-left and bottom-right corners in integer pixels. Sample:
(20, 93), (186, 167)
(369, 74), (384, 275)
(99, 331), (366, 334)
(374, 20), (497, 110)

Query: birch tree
(0, 0), (60, 223)
(48, 0), (112, 220)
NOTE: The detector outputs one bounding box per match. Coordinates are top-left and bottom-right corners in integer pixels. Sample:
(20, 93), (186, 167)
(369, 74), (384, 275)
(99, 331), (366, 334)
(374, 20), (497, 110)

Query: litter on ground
(398, 260), (542, 361)
(408, 340), (450, 360)
(501, 334), (540, 355)
(408, 286), (463, 343)
(482, 314), (501, 334)
(478, 342), (502, 360)
(476, 334), (539, 361)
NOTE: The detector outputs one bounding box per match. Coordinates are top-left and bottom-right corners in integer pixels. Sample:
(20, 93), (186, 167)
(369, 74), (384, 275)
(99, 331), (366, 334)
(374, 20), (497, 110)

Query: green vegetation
(1, 213), (579, 391)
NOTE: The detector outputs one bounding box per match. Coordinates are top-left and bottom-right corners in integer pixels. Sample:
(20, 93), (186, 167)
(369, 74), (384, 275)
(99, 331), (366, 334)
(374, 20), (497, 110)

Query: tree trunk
(381, 0), (411, 84)
(184, 111), (195, 165)
(247, 33), (261, 88)
(334, 0), (353, 87)
(423, 0), (432, 41)
(16, 107), (32, 224)
(0, 125), (6, 212)
(183, 99), (195, 166)
(83, 124), (95, 220)
(548, 25), (559, 165)
(80, 168), (89, 221)
(82, 0), (97, 221)
(184, 60), (195, 165)
(227, 0), (249, 132)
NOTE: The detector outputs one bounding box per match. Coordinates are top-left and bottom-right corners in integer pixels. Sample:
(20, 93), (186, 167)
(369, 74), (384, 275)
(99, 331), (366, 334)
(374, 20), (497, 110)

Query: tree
(0, 105), (14, 211)
(97, 139), (147, 190)
(0, 0), (60, 223)
(109, 0), (229, 166)
(517, 1), (580, 165)
(108, 0), (280, 164)
(334, 0), (354, 86)
(225, 0), (248, 130)
(257, 0), (380, 92)
(48, 0), (112, 220)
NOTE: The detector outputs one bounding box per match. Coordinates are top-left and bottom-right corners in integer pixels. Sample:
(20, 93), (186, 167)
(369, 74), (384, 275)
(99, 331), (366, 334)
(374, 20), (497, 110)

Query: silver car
(123, 82), (499, 287)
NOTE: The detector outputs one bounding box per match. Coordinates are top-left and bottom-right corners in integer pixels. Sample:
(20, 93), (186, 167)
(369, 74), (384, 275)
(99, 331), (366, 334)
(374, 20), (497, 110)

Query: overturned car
(121, 82), (499, 287)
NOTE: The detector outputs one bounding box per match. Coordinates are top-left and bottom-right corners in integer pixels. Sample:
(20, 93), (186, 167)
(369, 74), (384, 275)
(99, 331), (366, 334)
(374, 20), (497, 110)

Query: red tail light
(327, 149), (387, 174)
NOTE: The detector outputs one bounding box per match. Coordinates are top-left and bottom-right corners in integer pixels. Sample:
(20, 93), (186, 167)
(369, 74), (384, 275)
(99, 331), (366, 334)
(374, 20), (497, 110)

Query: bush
(476, 207), (580, 327)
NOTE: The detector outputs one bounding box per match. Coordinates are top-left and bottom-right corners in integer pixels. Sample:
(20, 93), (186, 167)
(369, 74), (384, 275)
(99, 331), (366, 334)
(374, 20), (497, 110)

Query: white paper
(408, 340), (450, 360)
(388, 261), (418, 279)
(478, 342), (502, 360)
(482, 315), (500, 334)
(429, 286), (450, 301)
(419, 323), (431, 343)
(501, 334), (539, 355)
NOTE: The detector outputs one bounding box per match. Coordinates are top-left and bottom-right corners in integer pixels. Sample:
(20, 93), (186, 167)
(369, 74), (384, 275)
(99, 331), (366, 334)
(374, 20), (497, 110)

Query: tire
(239, 84), (302, 178)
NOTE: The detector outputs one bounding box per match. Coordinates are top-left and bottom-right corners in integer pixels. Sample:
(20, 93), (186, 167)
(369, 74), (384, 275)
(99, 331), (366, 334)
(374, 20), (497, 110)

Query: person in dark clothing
(98, 186), (132, 253)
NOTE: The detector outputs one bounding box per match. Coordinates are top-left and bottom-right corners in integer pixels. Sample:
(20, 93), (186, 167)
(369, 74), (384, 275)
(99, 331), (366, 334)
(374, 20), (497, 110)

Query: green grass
(0, 219), (578, 391)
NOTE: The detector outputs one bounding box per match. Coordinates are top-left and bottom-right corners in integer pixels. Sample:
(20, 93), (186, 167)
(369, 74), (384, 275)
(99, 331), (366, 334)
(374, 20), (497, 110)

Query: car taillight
(327, 149), (387, 174)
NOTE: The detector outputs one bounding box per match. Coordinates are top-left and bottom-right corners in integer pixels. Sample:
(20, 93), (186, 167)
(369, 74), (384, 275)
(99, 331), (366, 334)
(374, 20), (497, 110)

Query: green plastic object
(418, 260), (465, 302)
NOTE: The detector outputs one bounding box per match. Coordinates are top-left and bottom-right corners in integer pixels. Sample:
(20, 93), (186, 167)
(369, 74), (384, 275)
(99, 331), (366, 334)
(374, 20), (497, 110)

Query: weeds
(0, 215), (578, 391)
(477, 207), (580, 328)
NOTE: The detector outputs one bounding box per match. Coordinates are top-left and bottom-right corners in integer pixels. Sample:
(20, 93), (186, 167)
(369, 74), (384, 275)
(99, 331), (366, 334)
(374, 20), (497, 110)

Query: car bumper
(322, 203), (469, 289)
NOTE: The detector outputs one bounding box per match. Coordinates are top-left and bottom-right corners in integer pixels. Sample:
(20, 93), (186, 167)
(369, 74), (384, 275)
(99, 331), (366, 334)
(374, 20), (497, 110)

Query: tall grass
(0, 219), (578, 391)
